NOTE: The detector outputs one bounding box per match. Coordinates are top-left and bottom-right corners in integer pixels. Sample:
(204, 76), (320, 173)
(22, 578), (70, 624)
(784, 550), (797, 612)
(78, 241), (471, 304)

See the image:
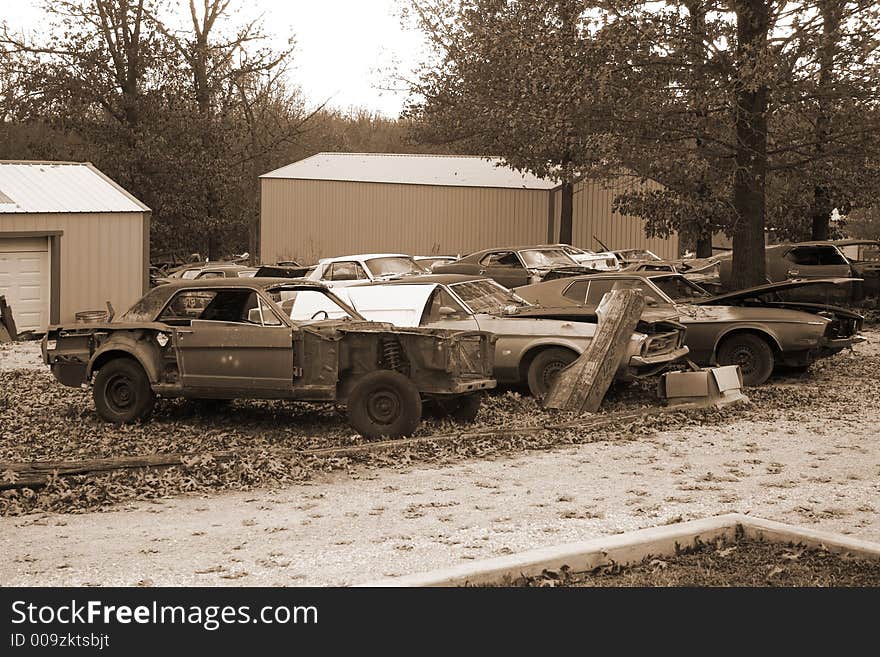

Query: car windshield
(449, 279), (530, 314)
(651, 275), (712, 301)
(518, 249), (578, 268)
(365, 257), (427, 277)
(180, 269), (201, 279)
(271, 286), (363, 323)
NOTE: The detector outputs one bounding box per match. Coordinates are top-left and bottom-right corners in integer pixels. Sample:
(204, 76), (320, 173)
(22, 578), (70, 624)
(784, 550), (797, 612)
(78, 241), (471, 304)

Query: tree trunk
(696, 234), (713, 258)
(559, 182), (574, 244)
(810, 0), (843, 241)
(730, 0), (771, 289)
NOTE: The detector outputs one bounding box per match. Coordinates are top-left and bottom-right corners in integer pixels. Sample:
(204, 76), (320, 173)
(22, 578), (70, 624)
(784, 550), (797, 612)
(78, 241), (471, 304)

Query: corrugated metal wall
(553, 178), (679, 259)
(0, 212), (146, 322)
(261, 179), (552, 262)
(261, 176), (679, 263)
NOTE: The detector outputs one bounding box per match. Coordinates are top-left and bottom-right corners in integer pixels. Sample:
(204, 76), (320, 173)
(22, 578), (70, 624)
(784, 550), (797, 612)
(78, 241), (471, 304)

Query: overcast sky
(4, 0), (426, 117)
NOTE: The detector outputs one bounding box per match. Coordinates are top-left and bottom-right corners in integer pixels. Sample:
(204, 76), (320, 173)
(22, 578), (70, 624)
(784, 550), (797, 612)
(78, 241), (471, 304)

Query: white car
(307, 253), (428, 288)
(542, 244), (620, 271)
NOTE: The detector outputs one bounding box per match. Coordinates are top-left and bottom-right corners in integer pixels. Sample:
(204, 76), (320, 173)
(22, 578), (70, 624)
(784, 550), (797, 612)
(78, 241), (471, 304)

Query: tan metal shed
(260, 153), (679, 264)
(0, 161), (150, 332)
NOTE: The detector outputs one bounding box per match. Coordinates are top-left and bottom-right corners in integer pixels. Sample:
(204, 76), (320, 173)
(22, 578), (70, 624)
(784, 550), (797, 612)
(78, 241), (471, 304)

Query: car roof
(157, 277), (327, 290)
(350, 274), (485, 287)
(318, 253), (412, 263)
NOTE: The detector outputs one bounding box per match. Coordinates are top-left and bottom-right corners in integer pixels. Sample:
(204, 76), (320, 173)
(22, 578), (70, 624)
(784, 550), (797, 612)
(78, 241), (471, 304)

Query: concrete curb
(359, 513), (880, 587)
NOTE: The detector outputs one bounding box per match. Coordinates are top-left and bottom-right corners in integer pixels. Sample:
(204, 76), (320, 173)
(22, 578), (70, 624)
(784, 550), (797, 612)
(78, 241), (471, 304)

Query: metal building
(260, 153), (678, 264)
(0, 161), (150, 332)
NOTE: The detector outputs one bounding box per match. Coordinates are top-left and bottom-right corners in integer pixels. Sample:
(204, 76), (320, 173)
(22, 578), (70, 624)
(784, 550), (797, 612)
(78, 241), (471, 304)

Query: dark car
(42, 279), (496, 437)
(432, 245), (600, 288)
(514, 273), (865, 386)
(832, 239), (880, 297)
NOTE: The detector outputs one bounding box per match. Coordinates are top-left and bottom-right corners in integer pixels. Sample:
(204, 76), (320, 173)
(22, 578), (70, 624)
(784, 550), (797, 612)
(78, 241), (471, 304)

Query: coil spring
(381, 337), (405, 372)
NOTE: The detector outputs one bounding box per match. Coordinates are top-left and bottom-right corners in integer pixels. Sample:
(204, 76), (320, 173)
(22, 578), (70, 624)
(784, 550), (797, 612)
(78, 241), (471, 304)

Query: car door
(478, 251), (530, 288)
(162, 288), (295, 393)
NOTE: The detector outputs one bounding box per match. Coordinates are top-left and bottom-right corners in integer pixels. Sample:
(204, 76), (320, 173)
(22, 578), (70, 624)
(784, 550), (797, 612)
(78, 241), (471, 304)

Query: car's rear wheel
(93, 358), (156, 423)
(716, 333), (775, 386)
(347, 370), (423, 438)
(526, 347), (578, 398)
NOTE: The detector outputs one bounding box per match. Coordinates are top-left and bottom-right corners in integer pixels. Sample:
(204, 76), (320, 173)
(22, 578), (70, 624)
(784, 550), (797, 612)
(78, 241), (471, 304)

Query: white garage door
(0, 237), (50, 333)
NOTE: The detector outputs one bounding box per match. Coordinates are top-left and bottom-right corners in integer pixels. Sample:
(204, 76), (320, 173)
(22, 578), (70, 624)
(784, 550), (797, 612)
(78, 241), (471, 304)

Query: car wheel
(93, 358), (156, 423)
(716, 333), (774, 386)
(526, 347), (578, 398)
(426, 393), (483, 424)
(347, 370), (423, 438)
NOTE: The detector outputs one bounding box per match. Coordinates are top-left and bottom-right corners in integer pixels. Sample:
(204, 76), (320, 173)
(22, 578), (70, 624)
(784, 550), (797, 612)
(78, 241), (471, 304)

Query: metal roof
(0, 161), (150, 214)
(260, 153), (559, 190)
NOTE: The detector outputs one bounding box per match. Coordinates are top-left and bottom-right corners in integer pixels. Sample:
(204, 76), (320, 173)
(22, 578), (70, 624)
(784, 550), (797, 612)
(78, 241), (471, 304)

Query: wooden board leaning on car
(543, 289), (646, 412)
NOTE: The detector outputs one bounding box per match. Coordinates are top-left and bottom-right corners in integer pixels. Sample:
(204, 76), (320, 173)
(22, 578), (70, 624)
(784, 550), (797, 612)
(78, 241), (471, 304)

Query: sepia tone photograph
(1, 0), (879, 599)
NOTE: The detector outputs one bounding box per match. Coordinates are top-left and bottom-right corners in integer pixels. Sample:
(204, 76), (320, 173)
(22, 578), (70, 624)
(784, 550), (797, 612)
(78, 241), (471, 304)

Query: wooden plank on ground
(543, 289), (646, 412)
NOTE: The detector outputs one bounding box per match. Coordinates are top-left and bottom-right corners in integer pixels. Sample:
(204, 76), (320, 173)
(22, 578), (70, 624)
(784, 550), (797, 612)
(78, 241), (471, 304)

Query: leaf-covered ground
(1, 329), (878, 518)
(511, 535), (880, 587)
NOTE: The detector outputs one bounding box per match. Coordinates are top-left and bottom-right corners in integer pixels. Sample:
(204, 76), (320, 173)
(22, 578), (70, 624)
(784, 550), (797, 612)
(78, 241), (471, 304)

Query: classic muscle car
(307, 253), (428, 287)
(431, 246), (600, 288)
(42, 279), (496, 437)
(333, 275), (689, 398)
(514, 273), (865, 386)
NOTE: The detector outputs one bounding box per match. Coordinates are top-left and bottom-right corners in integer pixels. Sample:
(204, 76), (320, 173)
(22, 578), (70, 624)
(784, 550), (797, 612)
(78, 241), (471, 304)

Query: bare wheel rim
(541, 360), (569, 390)
(105, 374), (136, 413)
(726, 344), (758, 375)
(366, 387), (401, 425)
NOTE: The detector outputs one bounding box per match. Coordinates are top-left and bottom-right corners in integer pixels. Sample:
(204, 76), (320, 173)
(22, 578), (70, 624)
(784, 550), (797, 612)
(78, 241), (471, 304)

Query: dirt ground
(2, 333), (878, 586)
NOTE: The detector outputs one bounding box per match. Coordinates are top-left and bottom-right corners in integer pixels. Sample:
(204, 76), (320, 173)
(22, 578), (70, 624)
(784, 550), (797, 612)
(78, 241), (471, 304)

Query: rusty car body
(42, 279), (496, 437)
(431, 246), (602, 288)
(514, 273), (865, 386)
(333, 275), (689, 398)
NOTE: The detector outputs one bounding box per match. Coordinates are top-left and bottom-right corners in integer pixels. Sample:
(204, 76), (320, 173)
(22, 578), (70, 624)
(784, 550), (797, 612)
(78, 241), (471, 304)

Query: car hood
(511, 304), (679, 325)
(693, 277), (861, 305)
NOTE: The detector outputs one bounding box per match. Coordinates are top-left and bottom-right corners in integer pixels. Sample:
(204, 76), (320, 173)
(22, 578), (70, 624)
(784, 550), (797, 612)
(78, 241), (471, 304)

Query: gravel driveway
(2, 332), (878, 586)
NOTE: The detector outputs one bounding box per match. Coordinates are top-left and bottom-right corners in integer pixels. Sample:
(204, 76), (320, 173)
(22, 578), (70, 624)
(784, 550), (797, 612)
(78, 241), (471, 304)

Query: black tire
(347, 370), (423, 438)
(93, 358), (156, 423)
(426, 393), (483, 424)
(716, 333), (775, 386)
(526, 347), (578, 398)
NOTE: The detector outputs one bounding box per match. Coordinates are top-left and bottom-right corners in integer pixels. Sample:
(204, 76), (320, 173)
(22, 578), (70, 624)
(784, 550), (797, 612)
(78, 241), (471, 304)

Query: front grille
(644, 330), (684, 356)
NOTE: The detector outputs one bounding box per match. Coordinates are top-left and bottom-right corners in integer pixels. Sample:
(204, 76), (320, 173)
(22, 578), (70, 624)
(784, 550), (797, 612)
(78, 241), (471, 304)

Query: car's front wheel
(716, 333), (775, 386)
(93, 358), (156, 423)
(347, 370), (423, 438)
(526, 347), (578, 398)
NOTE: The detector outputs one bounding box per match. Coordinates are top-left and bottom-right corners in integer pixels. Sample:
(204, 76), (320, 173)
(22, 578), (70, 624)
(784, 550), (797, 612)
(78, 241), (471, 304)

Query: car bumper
(819, 334), (866, 353)
(443, 378), (497, 394)
(625, 346), (690, 378)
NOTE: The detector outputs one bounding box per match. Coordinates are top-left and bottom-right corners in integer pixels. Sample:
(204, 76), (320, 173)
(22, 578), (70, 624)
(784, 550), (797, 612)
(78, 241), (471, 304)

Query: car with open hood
(41, 279), (496, 437)
(514, 273), (865, 386)
(431, 246), (601, 288)
(332, 275), (689, 398)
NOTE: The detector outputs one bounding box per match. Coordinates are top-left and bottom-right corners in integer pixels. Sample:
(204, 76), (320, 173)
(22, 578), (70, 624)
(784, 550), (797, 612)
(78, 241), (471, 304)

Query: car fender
(86, 332), (165, 383)
(711, 322), (797, 357)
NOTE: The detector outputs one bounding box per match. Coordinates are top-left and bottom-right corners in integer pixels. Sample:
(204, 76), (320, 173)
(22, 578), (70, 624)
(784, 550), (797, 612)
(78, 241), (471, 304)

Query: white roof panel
(0, 161), (149, 214)
(261, 153), (558, 190)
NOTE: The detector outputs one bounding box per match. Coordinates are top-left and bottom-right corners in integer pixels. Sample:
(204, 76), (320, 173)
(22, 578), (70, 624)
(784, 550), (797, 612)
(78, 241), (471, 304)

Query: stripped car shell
(334, 275), (689, 398)
(42, 279), (496, 437)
